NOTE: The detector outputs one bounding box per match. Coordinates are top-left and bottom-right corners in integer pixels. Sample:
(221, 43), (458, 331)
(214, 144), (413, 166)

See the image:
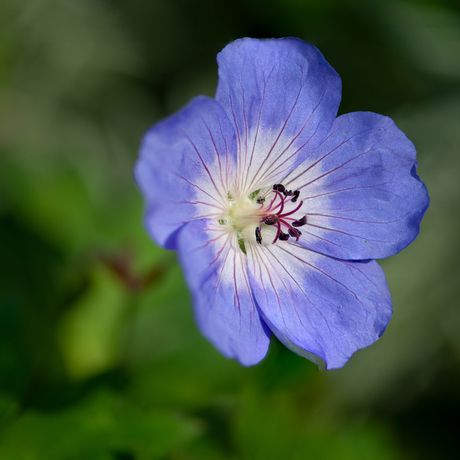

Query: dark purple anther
(259, 183), (305, 244)
(278, 232), (289, 241)
(263, 215), (279, 225)
(292, 216), (307, 227)
(255, 227), (263, 244)
(288, 228), (302, 239)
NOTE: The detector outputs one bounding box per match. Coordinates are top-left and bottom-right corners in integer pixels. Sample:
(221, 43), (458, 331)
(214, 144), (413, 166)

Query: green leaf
(0, 390), (201, 460)
(57, 265), (128, 380)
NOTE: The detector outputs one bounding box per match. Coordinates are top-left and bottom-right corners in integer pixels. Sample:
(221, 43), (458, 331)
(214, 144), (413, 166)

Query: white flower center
(218, 184), (308, 253)
(228, 198), (262, 228)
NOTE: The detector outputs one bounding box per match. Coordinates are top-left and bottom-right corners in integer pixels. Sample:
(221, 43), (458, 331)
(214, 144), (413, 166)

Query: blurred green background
(1, 0), (459, 458)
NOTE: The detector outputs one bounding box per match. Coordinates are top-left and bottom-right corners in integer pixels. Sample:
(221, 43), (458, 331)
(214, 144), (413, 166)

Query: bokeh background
(1, 0), (459, 458)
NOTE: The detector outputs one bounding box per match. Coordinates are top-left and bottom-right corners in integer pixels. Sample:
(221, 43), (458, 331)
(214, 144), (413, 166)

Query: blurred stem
(98, 248), (176, 294)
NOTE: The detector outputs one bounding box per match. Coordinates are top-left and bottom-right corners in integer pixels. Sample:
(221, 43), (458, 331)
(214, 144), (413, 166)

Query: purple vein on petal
(229, 93), (242, 157)
(336, 259), (381, 291)
(266, 244), (331, 328)
(299, 227), (351, 249)
(242, 75), (267, 193)
(249, 245), (288, 329)
(269, 120), (323, 182)
(216, 114), (232, 188)
(181, 130), (227, 204)
(241, 257), (258, 332)
(251, 245), (270, 310)
(239, 82), (249, 191)
(181, 201), (223, 210)
(192, 213), (226, 221)
(284, 126), (348, 185)
(195, 227), (228, 252)
(246, 82), (304, 191)
(260, 88), (325, 179)
(305, 213), (401, 225)
(300, 183), (392, 201)
(304, 221), (386, 243)
(279, 244), (363, 306)
(298, 146), (378, 191)
(261, 245), (312, 332)
(172, 172), (225, 209)
(286, 127), (376, 187)
(212, 237), (233, 294)
(232, 250), (243, 328)
(251, 86), (327, 190)
(157, 213), (223, 229)
(198, 114), (227, 192)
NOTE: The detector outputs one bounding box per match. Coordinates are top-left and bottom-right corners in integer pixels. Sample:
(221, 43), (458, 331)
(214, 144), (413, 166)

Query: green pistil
(247, 189), (261, 200)
(237, 230), (247, 254)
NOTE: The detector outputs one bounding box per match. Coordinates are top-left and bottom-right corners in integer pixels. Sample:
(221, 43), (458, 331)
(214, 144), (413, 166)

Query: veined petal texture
(246, 242), (392, 369)
(177, 219), (271, 366)
(215, 38), (341, 197)
(135, 96), (237, 249)
(283, 112), (430, 259)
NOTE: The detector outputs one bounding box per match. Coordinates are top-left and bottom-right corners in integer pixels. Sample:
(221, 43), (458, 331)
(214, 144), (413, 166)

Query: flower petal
(246, 242), (392, 369)
(177, 218), (271, 366)
(283, 112), (430, 259)
(134, 96), (237, 249)
(215, 38), (341, 197)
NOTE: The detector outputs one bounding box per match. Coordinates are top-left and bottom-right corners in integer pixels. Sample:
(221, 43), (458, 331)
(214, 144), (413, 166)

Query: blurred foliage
(1, 0), (460, 458)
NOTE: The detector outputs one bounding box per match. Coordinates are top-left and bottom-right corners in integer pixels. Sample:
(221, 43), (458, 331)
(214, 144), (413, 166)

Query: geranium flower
(135, 38), (429, 369)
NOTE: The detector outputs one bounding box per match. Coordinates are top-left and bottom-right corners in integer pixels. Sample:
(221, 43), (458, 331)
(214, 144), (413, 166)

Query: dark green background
(1, 0), (459, 458)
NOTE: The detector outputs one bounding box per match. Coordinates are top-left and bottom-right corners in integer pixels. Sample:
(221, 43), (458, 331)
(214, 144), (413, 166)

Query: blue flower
(135, 38), (429, 369)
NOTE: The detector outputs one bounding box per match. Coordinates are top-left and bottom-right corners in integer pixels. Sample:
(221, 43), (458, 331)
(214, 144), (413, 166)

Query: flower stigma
(218, 184), (308, 253)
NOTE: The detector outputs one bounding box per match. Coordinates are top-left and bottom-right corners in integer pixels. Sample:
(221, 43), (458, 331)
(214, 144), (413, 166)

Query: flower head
(135, 38), (429, 369)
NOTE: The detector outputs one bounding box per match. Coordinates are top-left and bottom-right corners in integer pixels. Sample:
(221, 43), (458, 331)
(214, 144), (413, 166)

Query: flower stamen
(255, 226), (263, 244)
(220, 183), (307, 250)
(255, 184), (307, 245)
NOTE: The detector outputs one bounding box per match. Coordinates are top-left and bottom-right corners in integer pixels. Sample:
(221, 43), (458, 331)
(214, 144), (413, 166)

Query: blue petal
(246, 242), (392, 369)
(134, 96), (237, 249)
(177, 218), (271, 366)
(283, 112), (430, 259)
(215, 38), (341, 196)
